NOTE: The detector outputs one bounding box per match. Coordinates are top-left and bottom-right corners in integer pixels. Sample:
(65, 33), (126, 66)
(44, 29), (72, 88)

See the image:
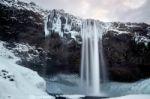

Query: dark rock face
(45, 33), (81, 75)
(103, 22), (150, 82)
(0, 2), (45, 47)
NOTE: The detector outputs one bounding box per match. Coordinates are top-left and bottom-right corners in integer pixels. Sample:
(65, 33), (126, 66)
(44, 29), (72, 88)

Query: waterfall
(44, 16), (50, 36)
(80, 20), (107, 96)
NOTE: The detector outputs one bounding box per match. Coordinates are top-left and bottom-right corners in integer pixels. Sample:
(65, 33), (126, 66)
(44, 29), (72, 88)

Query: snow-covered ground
(58, 94), (150, 99)
(105, 79), (150, 96)
(109, 95), (150, 99)
(0, 41), (54, 99)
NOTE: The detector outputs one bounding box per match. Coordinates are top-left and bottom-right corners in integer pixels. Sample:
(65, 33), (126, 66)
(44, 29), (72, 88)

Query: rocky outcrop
(103, 22), (150, 82)
(0, 0), (47, 47)
(45, 33), (81, 75)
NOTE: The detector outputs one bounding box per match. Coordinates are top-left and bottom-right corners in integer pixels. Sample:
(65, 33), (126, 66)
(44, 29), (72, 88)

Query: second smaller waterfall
(44, 16), (50, 36)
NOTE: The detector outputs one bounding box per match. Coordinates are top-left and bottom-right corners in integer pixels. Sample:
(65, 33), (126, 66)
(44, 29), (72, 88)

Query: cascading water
(44, 16), (50, 36)
(80, 20), (107, 96)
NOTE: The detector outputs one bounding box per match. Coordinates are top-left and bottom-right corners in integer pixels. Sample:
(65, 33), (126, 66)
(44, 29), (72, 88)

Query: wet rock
(109, 66), (141, 82)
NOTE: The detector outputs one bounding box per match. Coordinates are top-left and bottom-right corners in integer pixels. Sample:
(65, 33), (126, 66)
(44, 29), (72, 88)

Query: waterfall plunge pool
(45, 74), (150, 97)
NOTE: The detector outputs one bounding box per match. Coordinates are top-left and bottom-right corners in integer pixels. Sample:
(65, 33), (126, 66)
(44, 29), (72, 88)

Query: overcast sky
(22, 0), (150, 23)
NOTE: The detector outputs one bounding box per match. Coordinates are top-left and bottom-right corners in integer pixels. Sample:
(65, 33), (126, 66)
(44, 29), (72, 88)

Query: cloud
(122, 0), (146, 9)
(20, 0), (150, 24)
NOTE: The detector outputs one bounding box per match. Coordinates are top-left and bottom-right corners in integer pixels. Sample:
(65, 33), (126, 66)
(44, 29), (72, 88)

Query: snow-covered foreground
(60, 95), (150, 99)
(109, 95), (150, 99)
(0, 41), (54, 99)
(105, 79), (150, 96)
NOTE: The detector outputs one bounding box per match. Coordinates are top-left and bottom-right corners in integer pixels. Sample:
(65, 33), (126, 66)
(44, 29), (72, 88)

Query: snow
(0, 0), (47, 16)
(58, 95), (150, 99)
(45, 11), (63, 37)
(104, 79), (150, 97)
(109, 95), (150, 99)
(61, 95), (85, 99)
(45, 9), (82, 39)
(134, 33), (150, 47)
(107, 23), (131, 35)
(70, 31), (79, 40)
(63, 17), (72, 31)
(13, 43), (35, 52)
(0, 41), (19, 62)
(125, 23), (141, 28)
(110, 29), (130, 35)
(0, 41), (54, 99)
(52, 15), (63, 37)
(0, 41), (41, 62)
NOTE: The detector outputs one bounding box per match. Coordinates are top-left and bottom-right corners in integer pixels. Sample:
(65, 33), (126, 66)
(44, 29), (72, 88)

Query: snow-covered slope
(0, 41), (54, 99)
(0, 41), (47, 68)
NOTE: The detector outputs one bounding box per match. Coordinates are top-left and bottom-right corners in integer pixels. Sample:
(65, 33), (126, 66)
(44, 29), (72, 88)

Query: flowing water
(44, 16), (49, 36)
(80, 20), (107, 96)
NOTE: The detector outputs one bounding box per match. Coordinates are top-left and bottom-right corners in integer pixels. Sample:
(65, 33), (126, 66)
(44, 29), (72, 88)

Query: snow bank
(61, 95), (85, 99)
(109, 95), (150, 99)
(60, 95), (150, 99)
(0, 41), (54, 99)
(104, 79), (150, 97)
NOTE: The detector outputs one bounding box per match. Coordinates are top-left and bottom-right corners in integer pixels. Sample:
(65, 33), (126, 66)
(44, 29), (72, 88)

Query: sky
(22, 0), (150, 23)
